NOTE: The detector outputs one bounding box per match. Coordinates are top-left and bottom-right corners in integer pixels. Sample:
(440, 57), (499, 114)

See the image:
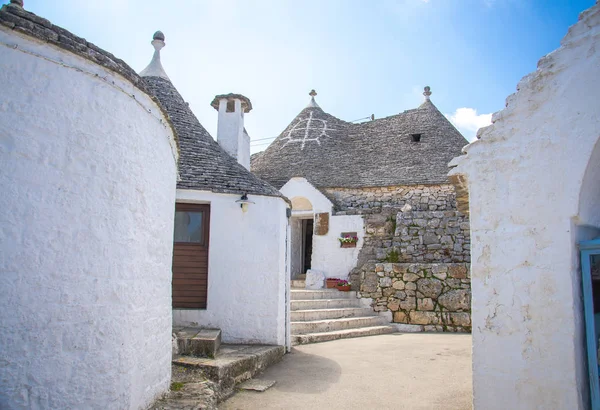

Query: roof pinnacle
(307, 89), (320, 108)
(10, 0), (24, 7)
(139, 31), (170, 80)
(423, 86), (432, 100)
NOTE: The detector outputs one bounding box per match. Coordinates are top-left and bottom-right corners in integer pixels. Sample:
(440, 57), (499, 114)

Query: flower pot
(340, 242), (356, 248)
(337, 285), (351, 292)
(326, 279), (338, 288)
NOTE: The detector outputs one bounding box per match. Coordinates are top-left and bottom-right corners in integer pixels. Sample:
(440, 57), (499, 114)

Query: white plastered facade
(448, 4), (600, 409)
(173, 190), (290, 347)
(281, 177), (364, 282)
(0, 28), (178, 410)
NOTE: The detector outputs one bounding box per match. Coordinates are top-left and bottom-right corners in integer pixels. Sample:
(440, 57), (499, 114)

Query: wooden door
(172, 203), (210, 308)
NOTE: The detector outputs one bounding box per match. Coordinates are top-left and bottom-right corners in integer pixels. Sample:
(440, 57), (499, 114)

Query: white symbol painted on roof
(280, 111), (337, 150)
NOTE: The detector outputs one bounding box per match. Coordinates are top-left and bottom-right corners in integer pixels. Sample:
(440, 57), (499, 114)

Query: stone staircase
(290, 281), (396, 345)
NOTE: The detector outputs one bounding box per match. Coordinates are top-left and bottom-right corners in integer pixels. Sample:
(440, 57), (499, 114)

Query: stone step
(291, 316), (389, 334)
(291, 307), (376, 321)
(173, 344), (285, 400)
(173, 327), (221, 358)
(291, 298), (361, 311)
(291, 279), (305, 289)
(290, 289), (357, 300)
(292, 325), (397, 345)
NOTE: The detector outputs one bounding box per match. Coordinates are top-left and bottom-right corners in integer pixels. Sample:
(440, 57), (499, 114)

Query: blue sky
(8, 0), (595, 151)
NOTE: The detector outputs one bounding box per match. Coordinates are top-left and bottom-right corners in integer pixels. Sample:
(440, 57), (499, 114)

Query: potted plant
(326, 278), (341, 288)
(337, 279), (351, 292)
(338, 234), (359, 248)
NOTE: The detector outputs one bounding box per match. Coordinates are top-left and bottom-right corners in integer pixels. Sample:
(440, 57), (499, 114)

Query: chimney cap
(211, 93), (253, 113)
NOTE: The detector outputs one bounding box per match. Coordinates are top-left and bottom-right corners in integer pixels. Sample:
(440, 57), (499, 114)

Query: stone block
(405, 282), (417, 291)
(305, 269), (325, 290)
(417, 298), (434, 311)
(403, 273), (419, 282)
(423, 232), (439, 245)
(416, 278), (443, 298)
(409, 311), (440, 325)
(314, 213), (329, 235)
(393, 324), (424, 333)
(383, 288), (395, 297)
(399, 297), (416, 310)
(379, 277), (392, 287)
(450, 312), (471, 327)
(448, 265), (468, 279)
(392, 280), (405, 290)
(438, 289), (470, 311)
(393, 311), (407, 323)
(387, 299), (400, 311)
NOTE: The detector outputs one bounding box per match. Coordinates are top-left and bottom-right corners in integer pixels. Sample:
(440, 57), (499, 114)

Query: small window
(226, 100), (235, 112)
(174, 211), (204, 243)
(411, 133), (422, 142)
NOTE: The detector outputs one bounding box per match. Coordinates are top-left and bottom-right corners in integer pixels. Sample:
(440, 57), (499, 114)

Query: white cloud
(445, 108), (492, 142)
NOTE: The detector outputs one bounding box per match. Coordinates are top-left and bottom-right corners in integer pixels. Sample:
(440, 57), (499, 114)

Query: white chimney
(211, 94), (252, 170)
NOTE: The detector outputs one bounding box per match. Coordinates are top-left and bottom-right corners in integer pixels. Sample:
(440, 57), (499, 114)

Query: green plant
(171, 382), (185, 391)
(337, 279), (351, 287)
(338, 235), (359, 244)
(384, 248), (400, 263)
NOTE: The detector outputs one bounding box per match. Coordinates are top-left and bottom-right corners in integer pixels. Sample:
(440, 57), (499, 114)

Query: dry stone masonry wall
(357, 263), (471, 332)
(323, 184), (471, 331)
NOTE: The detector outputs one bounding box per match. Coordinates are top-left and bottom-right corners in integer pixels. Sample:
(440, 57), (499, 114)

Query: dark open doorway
(303, 219), (313, 273)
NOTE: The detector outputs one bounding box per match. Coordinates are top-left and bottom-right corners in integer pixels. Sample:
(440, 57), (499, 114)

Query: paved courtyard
(220, 333), (472, 410)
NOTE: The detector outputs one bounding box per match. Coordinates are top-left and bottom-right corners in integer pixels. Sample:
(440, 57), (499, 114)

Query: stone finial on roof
(307, 89), (320, 108)
(139, 31), (170, 80)
(10, 0), (24, 7)
(423, 86), (432, 100)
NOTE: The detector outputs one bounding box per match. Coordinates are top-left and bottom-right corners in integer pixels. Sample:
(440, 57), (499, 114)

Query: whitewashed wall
(0, 28), (178, 410)
(449, 4), (600, 409)
(281, 178), (364, 282)
(173, 190), (289, 346)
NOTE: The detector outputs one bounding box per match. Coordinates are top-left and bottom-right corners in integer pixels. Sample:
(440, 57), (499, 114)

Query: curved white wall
(173, 190), (289, 346)
(449, 4), (600, 409)
(0, 29), (178, 409)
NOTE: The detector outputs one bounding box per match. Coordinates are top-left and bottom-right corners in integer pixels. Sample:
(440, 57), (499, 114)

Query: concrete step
(291, 279), (305, 289)
(291, 307), (376, 321)
(292, 325), (397, 345)
(290, 289), (357, 300)
(173, 327), (221, 358)
(173, 344), (285, 400)
(291, 316), (389, 335)
(291, 298), (361, 311)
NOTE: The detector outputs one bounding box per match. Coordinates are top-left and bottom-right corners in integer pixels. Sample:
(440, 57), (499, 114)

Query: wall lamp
(236, 193), (255, 213)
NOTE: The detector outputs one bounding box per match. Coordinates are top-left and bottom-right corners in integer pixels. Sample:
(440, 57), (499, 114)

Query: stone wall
(323, 184), (457, 214)
(357, 263), (471, 331)
(323, 184), (470, 266)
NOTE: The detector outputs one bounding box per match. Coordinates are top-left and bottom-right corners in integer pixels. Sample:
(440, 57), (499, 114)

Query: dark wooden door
(172, 203), (210, 308)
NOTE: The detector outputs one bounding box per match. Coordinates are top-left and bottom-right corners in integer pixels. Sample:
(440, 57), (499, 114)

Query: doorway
(302, 219), (314, 273)
(172, 203), (210, 309)
(290, 216), (314, 277)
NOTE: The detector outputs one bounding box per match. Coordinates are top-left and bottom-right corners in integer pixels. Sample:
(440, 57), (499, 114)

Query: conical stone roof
(251, 91), (468, 189)
(139, 33), (283, 198)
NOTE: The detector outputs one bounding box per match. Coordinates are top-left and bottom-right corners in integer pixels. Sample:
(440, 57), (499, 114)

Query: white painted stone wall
(173, 190), (289, 346)
(0, 28), (178, 410)
(449, 4), (600, 409)
(281, 178), (364, 282)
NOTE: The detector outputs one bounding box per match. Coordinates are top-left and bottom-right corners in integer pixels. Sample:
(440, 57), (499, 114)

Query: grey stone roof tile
(251, 99), (468, 189)
(143, 76), (284, 198)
